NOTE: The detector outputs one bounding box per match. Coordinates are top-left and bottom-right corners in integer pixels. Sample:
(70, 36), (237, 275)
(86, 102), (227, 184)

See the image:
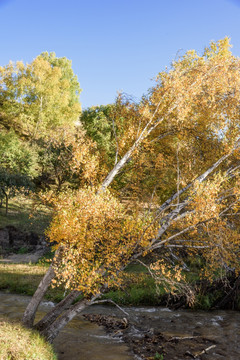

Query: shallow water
(1, 292), (240, 359)
(84, 305), (240, 359)
(0, 292), (132, 360)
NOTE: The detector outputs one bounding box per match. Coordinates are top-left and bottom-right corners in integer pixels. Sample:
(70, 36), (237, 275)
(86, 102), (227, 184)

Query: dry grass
(0, 316), (57, 360)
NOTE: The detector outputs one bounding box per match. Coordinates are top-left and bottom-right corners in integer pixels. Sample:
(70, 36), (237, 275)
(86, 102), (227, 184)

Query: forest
(0, 38), (239, 359)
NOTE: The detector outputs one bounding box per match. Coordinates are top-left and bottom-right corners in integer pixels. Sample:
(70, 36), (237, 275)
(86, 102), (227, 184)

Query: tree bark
(5, 193), (8, 216)
(41, 294), (100, 343)
(22, 247), (63, 327)
(22, 266), (55, 328)
(34, 290), (80, 331)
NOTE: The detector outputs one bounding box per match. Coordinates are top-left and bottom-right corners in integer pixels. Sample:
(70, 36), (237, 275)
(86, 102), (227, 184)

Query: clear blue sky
(1, 0), (240, 109)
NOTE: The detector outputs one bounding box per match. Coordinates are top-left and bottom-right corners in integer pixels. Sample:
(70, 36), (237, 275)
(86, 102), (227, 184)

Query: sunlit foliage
(48, 187), (157, 294)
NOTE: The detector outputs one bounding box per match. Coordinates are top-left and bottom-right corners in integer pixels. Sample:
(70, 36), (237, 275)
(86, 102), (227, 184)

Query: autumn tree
(22, 38), (240, 342)
(36, 125), (100, 191)
(0, 52), (81, 140)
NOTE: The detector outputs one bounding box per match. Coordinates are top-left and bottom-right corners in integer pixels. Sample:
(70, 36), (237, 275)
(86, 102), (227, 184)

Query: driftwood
(185, 345), (216, 358)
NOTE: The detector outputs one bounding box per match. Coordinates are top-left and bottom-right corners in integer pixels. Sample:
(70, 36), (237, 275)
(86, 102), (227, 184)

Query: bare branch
(165, 245), (209, 249)
(92, 299), (129, 316)
(156, 148), (237, 217)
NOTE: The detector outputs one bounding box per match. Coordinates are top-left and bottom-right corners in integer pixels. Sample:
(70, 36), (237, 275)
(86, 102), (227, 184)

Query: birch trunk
(40, 294), (100, 343)
(22, 247), (63, 327)
(34, 290), (80, 331)
(22, 266), (55, 328)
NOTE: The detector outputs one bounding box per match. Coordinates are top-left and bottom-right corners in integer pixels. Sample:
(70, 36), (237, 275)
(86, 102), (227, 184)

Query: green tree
(0, 171), (34, 215)
(80, 104), (117, 165)
(0, 53), (81, 140)
(0, 130), (37, 174)
(0, 130), (36, 214)
(39, 52), (81, 107)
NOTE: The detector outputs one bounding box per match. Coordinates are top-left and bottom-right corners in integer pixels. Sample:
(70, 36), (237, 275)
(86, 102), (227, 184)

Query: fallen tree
(22, 38), (240, 342)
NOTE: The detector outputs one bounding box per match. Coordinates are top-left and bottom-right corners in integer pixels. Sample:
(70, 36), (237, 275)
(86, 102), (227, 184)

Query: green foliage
(194, 294), (211, 310)
(0, 171), (33, 195)
(17, 246), (29, 254)
(154, 352), (164, 360)
(0, 130), (37, 214)
(102, 273), (160, 306)
(0, 52), (81, 140)
(80, 104), (116, 164)
(0, 130), (37, 176)
(0, 171), (34, 215)
(39, 51), (81, 106)
(0, 52), (86, 194)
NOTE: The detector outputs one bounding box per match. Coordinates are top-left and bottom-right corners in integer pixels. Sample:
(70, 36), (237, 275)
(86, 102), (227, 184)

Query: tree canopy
(0, 52), (81, 140)
(22, 38), (240, 342)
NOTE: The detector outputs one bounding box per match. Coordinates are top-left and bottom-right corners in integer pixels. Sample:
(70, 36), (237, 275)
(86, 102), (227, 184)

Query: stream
(0, 291), (240, 359)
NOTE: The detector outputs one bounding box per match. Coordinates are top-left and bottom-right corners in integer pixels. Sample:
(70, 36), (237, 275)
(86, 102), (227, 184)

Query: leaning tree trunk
(34, 290), (80, 332)
(40, 294), (101, 343)
(22, 266), (55, 328)
(22, 247), (63, 328)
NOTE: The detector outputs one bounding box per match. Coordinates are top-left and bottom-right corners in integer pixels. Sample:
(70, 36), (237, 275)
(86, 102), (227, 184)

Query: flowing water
(0, 292), (240, 359)
(0, 292), (132, 360)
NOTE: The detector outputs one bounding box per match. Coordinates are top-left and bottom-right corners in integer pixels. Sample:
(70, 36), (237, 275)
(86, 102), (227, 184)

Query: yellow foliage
(45, 38), (240, 294)
(47, 187), (158, 294)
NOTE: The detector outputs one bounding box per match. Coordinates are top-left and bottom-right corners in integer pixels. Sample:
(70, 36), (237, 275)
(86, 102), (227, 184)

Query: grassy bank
(0, 262), (162, 305)
(0, 316), (57, 360)
(0, 195), (51, 235)
(1, 261), (239, 310)
(0, 263), (65, 302)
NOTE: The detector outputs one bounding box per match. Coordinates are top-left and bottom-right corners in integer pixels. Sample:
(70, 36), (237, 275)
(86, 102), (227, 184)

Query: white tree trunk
(34, 290), (80, 331)
(22, 247), (63, 327)
(22, 266), (55, 328)
(40, 294), (100, 343)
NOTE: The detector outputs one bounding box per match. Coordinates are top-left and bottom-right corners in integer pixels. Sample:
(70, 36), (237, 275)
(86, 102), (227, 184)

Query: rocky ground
(84, 313), (219, 360)
(0, 225), (48, 263)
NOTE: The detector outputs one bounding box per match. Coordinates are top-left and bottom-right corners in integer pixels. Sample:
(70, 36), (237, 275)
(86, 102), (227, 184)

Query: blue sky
(1, 0), (240, 109)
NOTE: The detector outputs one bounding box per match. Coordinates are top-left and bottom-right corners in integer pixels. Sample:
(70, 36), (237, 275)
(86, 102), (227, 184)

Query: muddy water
(1, 292), (240, 359)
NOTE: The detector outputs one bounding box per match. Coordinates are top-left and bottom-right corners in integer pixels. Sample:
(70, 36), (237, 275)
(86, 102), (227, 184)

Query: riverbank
(0, 261), (240, 311)
(0, 292), (133, 360)
(83, 305), (240, 360)
(1, 291), (240, 360)
(0, 315), (57, 360)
